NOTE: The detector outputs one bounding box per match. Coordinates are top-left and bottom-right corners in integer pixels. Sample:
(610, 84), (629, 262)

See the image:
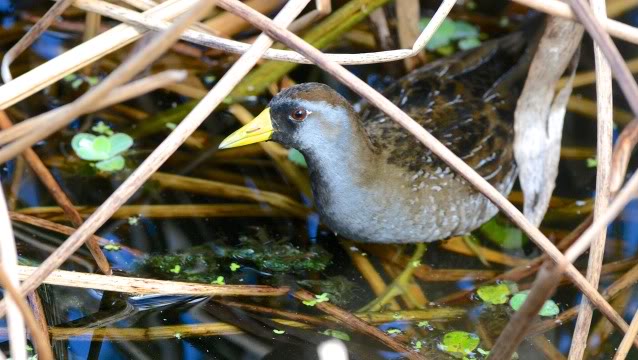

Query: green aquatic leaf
(95, 155), (125, 172)
(107, 133), (134, 157)
(458, 37), (481, 50)
(419, 17), (480, 53)
(420, 17), (456, 50)
(92, 121), (113, 135)
(230, 262), (240, 272)
(586, 157), (598, 168)
(509, 291), (560, 317)
(452, 21), (480, 40)
(72, 132), (133, 162)
(417, 320), (431, 329)
(539, 299), (560, 317)
(273, 329), (285, 335)
(169, 265), (181, 274)
(387, 328), (402, 335)
(72, 134), (111, 161)
(476, 282), (518, 305)
(479, 217), (527, 249)
(438, 331), (480, 355)
(321, 329), (350, 341)
(288, 148), (307, 167)
(212, 276), (225, 285)
(413, 340), (423, 350)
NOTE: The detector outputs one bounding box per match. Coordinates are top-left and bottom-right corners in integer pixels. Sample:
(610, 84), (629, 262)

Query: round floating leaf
(508, 290), (529, 312)
(437, 331), (480, 355)
(539, 299), (560, 317)
(95, 156), (125, 172)
(451, 21), (479, 40)
(420, 17), (456, 50)
(477, 283), (512, 305)
(72, 134), (111, 161)
(458, 37), (481, 50)
(509, 291), (560, 317)
(107, 133), (134, 157)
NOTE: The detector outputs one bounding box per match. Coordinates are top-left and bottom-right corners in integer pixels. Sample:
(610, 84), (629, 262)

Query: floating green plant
(509, 290), (560, 317)
(71, 122), (133, 172)
(302, 292), (330, 306)
(437, 331), (480, 357)
(297, 276), (361, 306)
(476, 281), (518, 305)
(419, 17), (481, 55)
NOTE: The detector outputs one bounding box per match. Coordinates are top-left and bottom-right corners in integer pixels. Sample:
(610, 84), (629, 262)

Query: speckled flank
(264, 29), (536, 244)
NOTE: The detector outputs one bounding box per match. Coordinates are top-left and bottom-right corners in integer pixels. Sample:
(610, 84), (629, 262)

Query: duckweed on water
(302, 292), (330, 306)
(71, 122), (133, 172)
(297, 276), (361, 306)
(476, 281), (518, 305)
(437, 331), (480, 357)
(509, 290), (560, 316)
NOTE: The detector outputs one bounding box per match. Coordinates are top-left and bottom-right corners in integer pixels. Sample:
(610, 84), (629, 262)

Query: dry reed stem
(0, 0), (453, 113)
(0, 0), (307, 317)
(294, 289), (421, 358)
(287, 0), (331, 33)
(0, 2), (211, 164)
(512, 0), (638, 44)
(0, 0), (75, 82)
(395, 0), (422, 70)
(0, 270), (52, 360)
(217, 0), (627, 334)
(25, 292), (49, 351)
(204, 0), (285, 36)
(440, 236), (530, 267)
(0, 0), (198, 110)
(8, 212), (143, 255)
(150, 172), (309, 217)
(70, 0), (451, 65)
(528, 261), (638, 336)
(610, 120), (638, 192)
(0, 111), (111, 275)
(569, 0), (613, 357)
(16, 265), (289, 296)
(341, 242), (401, 310)
(612, 305), (638, 359)
(0, 188), (26, 360)
(0, 69), (188, 149)
(16, 204), (291, 220)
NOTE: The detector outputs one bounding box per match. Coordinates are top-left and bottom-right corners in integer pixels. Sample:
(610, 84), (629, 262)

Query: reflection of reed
(46, 306), (466, 341)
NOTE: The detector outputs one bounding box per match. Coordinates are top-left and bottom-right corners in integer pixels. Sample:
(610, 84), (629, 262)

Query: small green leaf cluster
(419, 17), (482, 56)
(71, 121), (133, 172)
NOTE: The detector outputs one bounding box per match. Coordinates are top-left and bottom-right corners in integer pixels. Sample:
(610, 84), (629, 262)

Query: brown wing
(358, 32), (528, 184)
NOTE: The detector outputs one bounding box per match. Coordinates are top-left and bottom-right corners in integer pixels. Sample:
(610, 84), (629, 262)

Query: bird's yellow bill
(218, 108), (273, 149)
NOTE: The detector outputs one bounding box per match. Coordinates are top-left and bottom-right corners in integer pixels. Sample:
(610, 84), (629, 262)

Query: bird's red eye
(290, 108), (308, 121)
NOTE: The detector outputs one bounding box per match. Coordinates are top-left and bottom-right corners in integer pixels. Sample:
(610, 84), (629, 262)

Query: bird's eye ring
(289, 108), (310, 122)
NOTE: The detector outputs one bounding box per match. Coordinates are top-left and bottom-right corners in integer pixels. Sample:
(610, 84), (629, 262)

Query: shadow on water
(3, 1), (638, 359)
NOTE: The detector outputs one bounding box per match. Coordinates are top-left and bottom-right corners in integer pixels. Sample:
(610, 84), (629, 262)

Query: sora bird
(219, 21), (543, 244)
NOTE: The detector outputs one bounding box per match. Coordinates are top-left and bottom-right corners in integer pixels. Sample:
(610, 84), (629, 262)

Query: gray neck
(300, 123), (381, 209)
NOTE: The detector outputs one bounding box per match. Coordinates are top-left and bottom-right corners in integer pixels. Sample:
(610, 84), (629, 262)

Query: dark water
(2, 1), (638, 359)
